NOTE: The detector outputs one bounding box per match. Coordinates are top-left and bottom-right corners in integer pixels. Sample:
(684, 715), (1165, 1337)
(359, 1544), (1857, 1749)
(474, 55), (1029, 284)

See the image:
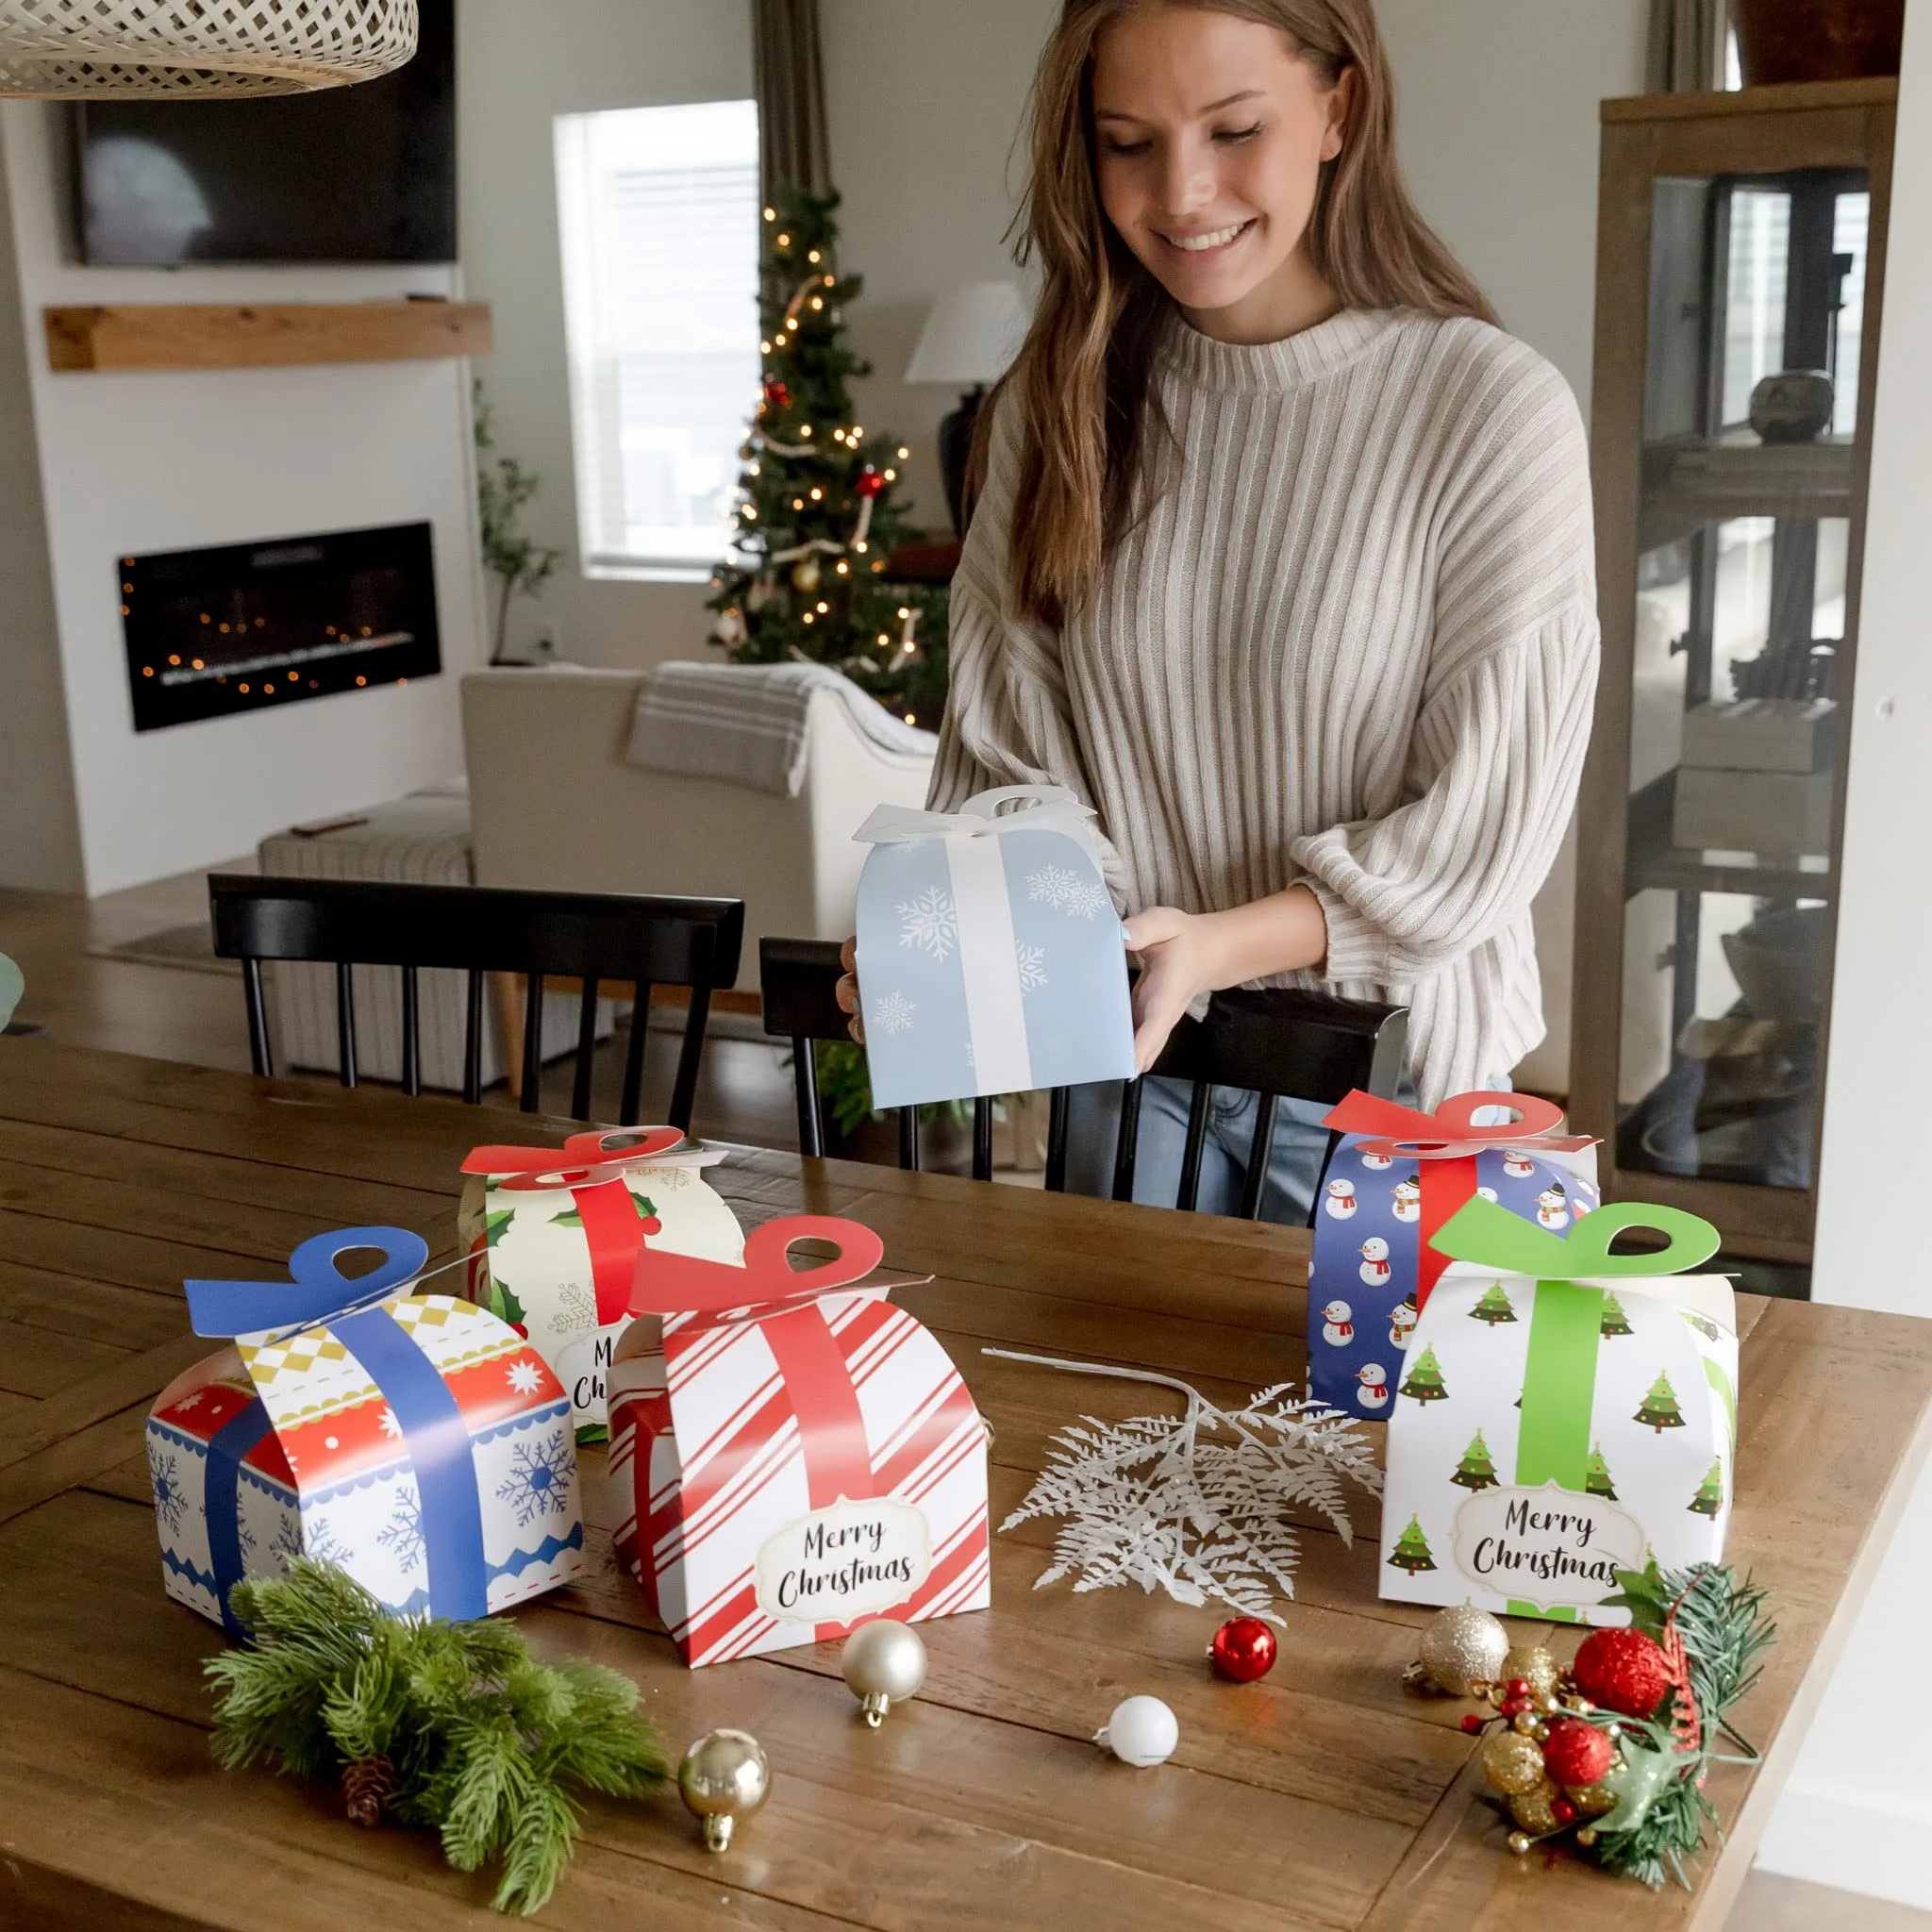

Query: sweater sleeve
(927, 391), (1132, 896)
(1288, 352), (1600, 983)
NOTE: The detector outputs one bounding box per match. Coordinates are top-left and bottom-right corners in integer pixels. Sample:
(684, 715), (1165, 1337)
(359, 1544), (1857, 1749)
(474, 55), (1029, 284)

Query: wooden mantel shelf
(42, 298), (492, 373)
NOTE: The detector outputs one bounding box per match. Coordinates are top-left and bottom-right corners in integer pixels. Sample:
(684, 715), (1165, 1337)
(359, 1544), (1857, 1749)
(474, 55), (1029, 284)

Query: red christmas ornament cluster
(1208, 1617), (1277, 1684)
(1571, 1627), (1672, 1719)
(761, 378), (791, 412)
(1541, 1717), (1615, 1789)
(855, 465), (885, 499)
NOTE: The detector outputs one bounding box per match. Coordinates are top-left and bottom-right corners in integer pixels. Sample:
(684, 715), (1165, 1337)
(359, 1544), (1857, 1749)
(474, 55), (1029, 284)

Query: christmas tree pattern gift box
(608, 1213), (991, 1668)
(146, 1226), (583, 1634)
(1378, 1198), (1737, 1625)
(852, 784), (1137, 1109)
(1307, 1090), (1600, 1421)
(459, 1127), (745, 1441)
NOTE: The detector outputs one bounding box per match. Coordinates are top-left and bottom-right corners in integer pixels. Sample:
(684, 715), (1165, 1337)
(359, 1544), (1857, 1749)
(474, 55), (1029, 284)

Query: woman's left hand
(1123, 907), (1218, 1074)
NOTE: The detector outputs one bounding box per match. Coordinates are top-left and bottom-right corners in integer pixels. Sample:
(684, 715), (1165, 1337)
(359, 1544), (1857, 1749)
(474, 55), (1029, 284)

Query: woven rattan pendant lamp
(0, 0), (417, 96)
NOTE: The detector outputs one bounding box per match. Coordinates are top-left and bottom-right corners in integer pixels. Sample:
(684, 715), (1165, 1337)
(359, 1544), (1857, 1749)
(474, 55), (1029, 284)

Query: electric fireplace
(121, 522), (442, 733)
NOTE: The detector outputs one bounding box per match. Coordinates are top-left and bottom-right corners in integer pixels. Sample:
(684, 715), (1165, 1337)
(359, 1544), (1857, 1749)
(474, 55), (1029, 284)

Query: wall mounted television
(70, 0), (454, 266)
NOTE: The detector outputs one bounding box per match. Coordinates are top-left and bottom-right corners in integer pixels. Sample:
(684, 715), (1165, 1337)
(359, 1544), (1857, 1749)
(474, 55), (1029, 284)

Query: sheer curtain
(752, 0), (830, 205)
(1648, 0), (1729, 92)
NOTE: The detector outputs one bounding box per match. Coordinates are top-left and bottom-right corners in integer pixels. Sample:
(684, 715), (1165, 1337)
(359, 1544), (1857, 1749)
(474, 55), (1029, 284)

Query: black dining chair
(209, 874), (743, 1130)
(758, 935), (1409, 1224)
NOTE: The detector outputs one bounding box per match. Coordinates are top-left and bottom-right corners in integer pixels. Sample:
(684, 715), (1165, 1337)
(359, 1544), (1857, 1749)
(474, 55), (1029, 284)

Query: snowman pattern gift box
(1308, 1090), (1600, 1421)
(459, 1127), (744, 1441)
(1377, 1196), (1737, 1625)
(852, 784), (1137, 1109)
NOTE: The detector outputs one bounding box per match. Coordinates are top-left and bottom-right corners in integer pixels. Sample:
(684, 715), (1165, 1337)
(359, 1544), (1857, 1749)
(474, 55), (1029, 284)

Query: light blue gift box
(853, 787), (1138, 1109)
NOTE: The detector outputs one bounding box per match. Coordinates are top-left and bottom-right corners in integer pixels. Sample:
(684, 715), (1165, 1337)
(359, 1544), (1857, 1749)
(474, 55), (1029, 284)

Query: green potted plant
(475, 381), (564, 667)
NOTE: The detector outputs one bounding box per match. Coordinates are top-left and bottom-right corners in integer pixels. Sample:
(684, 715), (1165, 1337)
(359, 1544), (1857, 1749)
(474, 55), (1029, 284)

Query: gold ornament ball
(1507, 1831), (1533, 1857)
(678, 1728), (771, 1853)
(1508, 1778), (1565, 1838)
(1417, 1604), (1509, 1696)
(841, 1618), (928, 1728)
(1566, 1780), (1619, 1819)
(791, 557), (822, 593)
(1479, 1729), (1548, 1797)
(1501, 1645), (1561, 1701)
(1575, 1826), (1599, 1850)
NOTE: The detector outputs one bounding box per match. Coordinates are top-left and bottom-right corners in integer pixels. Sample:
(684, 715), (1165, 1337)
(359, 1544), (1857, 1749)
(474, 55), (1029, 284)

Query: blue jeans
(1061, 1074), (1502, 1225)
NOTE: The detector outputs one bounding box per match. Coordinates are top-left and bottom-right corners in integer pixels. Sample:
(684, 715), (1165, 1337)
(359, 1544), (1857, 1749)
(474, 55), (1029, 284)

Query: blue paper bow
(185, 1225), (488, 1633)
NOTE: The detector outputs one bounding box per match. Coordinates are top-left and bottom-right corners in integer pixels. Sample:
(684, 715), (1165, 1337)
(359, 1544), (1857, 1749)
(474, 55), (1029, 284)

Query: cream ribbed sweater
(930, 306), (1599, 1108)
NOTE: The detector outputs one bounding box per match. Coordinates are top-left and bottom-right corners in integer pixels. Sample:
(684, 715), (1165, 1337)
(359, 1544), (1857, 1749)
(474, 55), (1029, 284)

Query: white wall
(1376, 0), (1649, 1093)
(1752, 0), (1932, 1907)
(456, 0), (752, 669)
(0, 101), (486, 897)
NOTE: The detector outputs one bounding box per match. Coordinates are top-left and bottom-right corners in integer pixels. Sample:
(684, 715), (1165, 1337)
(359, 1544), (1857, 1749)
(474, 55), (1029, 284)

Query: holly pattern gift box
(1308, 1090), (1600, 1421)
(459, 1128), (745, 1441)
(147, 1226), (583, 1633)
(852, 784), (1136, 1109)
(608, 1213), (991, 1668)
(1378, 1198), (1737, 1625)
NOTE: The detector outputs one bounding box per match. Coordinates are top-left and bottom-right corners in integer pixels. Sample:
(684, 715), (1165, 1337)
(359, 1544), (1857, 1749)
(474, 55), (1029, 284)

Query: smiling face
(1091, 6), (1353, 343)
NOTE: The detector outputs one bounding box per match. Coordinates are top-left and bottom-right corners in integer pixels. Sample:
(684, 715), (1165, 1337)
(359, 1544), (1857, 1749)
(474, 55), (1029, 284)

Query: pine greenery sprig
(206, 1560), (665, 1916)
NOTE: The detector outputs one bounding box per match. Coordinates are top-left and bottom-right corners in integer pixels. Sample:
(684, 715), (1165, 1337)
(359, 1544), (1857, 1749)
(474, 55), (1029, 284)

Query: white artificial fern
(990, 1352), (1383, 1625)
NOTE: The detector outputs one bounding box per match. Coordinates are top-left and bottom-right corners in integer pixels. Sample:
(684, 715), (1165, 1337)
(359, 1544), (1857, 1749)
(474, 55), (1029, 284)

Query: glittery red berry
(1551, 1797), (1577, 1827)
(1541, 1717), (1615, 1788)
(1572, 1628), (1673, 1720)
(1460, 1713), (1484, 1735)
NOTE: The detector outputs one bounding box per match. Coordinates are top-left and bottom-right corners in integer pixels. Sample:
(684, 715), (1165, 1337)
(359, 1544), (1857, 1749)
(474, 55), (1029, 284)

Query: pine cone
(342, 1754), (397, 1827)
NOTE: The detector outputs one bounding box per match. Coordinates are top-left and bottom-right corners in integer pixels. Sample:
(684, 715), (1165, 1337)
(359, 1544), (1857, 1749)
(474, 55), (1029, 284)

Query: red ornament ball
(1541, 1717), (1615, 1788)
(1208, 1617), (1277, 1683)
(762, 378), (791, 411)
(856, 465), (885, 499)
(1459, 1713), (1485, 1735)
(1551, 1796), (1577, 1828)
(1572, 1627), (1672, 1719)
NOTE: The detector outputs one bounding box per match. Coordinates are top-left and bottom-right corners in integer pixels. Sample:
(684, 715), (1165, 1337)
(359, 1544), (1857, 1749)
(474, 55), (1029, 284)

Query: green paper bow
(1429, 1195), (1722, 1277)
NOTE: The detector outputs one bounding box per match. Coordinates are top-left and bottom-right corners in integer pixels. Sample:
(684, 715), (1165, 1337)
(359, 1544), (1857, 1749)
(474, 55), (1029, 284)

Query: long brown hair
(989, 0), (1499, 629)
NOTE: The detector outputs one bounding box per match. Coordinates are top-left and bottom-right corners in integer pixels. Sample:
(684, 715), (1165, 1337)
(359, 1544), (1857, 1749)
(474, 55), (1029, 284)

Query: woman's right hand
(835, 935), (865, 1043)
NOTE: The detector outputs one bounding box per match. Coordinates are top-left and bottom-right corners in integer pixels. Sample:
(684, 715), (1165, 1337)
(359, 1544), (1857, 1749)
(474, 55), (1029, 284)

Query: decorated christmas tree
(1585, 1441), (1617, 1499)
(1679, 1307), (1722, 1341)
(1399, 1345), (1448, 1404)
(1634, 1370), (1687, 1433)
(1689, 1458), (1724, 1517)
(1469, 1282), (1517, 1326)
(1387, 1514), (1437, 1574)
(1600, 1292), (1634, 1339)
(1450, 1429), (1499, 1492)
(707, 187), (947, 726)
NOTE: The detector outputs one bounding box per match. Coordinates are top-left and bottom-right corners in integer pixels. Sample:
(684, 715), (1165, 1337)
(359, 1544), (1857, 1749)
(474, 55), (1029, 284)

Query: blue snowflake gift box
(852, 785), (1137, 1108)
(1378, 1197), (1737, 1626)
(1308, 1089), (1600, 1421)
(146, 1225), (584, 1633)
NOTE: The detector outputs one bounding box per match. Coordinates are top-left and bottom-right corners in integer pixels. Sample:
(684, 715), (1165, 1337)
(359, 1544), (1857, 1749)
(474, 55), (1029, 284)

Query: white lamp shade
(0, 0), (417, 97)
(904, 281), (1030, 389)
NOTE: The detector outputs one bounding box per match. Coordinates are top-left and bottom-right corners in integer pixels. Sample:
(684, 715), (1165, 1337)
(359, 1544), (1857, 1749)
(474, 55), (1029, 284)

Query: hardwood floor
(0, 864), (1916, 1929)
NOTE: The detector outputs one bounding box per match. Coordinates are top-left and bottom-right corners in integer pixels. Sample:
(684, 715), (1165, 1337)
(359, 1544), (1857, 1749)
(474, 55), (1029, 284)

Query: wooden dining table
(2, 1036), (1929, 1931)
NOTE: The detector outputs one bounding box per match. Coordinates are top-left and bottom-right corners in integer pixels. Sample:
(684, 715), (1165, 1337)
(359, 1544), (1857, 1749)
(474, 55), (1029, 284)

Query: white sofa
(460, 667), (936, 991)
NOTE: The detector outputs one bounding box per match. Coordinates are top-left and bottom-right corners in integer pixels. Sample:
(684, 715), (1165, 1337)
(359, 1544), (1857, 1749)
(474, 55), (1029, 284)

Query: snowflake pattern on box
(999, 1358), (1383, 1624)
(496, 1427), (575, 1529)
(1015, 942), (1048, 994)
(1027, 864), (1108, 920)
(873, 991), (917, 1036)
(377, 1486), (425, 1576)
(148, 1444), (186, 1538)
(896, 887), (958, 962)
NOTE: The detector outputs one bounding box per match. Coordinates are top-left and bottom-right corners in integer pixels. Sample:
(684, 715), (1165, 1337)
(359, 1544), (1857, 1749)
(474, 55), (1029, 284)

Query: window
(555, 100), (759, 580)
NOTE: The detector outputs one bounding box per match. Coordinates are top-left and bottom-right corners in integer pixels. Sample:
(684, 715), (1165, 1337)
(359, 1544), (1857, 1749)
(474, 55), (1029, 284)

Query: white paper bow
(853, 784), (1099, 847)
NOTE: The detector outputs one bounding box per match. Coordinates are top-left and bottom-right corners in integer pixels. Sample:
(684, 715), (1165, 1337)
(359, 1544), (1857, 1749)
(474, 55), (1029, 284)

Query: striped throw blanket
(624, 661), (938, 798)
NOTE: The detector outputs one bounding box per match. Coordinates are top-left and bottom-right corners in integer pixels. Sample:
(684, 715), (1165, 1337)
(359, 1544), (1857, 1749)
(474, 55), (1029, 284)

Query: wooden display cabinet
(1571, 79), (1897, 1268)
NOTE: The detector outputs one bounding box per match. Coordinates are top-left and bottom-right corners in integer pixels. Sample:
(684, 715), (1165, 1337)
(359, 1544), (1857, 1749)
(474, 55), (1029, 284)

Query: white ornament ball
(1094, 1695), (1178, 1768)
(841, 1618), (928, 1727)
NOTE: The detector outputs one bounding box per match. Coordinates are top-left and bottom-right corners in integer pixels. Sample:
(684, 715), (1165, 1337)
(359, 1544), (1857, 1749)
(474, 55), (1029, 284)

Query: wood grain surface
(1, 1035), (1927, 1931)
(42, 301), (493, 373)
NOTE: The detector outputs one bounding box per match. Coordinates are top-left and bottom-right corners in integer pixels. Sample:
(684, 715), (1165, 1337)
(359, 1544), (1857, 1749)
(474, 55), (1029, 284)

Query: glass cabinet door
(1616, 165), (1870, 1199)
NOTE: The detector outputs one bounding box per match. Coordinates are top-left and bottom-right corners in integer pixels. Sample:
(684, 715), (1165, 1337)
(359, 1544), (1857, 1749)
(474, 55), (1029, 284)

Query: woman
(842, 0), (1596, 1220)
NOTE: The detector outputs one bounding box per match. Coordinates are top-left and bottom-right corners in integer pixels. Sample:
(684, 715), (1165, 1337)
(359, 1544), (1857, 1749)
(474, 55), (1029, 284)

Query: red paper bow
(1320, 1091), (1595, 1307)
(461, 1128), (689, 1324)
(1322, 1091), (1594, 1162)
